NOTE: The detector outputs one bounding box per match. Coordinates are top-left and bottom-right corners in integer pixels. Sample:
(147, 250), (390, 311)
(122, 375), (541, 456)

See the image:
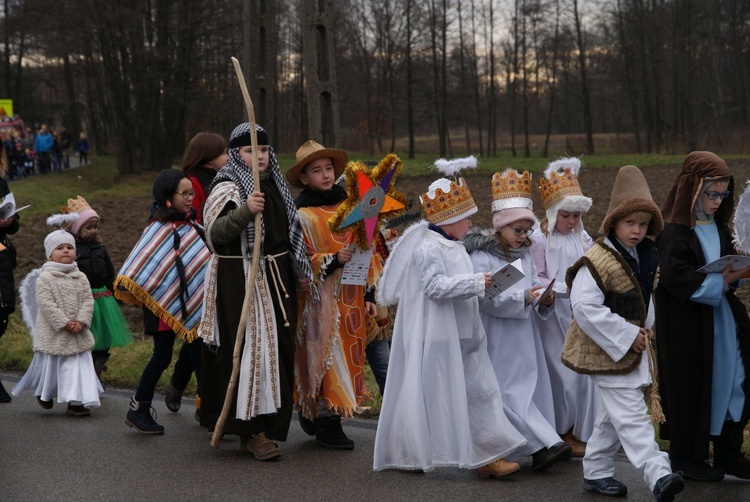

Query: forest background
(2, 0), (750, 174)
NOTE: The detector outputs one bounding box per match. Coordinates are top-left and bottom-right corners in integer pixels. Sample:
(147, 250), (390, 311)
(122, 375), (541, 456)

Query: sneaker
(247, 432), (282, 461)
(66, 404), (91, 417)
(165, 384), (182, 413)
(37, 396), (53, 410)
(670, 455), (723, 482)
(531, 442), (572, 471)
(298, 411), (316, 436)
(125, 397), (165, 435)
(478, 458), (521, 479)
(316, 416), (354, 450)
(653, 472), (685, 502)
(583, 477), (628, 497)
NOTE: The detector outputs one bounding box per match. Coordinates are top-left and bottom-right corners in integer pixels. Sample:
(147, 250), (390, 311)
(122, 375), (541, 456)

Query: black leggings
(134, 330), (176, 403)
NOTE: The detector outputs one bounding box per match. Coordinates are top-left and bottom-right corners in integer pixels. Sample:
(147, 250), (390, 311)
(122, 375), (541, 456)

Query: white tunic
(373, 222), (525, 472)
(530, 229), (599, 440)
(470, 249), (560, 458)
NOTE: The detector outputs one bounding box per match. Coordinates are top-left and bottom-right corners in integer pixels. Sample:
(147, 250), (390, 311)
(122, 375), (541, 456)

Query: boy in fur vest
(563, 166), (684, 501)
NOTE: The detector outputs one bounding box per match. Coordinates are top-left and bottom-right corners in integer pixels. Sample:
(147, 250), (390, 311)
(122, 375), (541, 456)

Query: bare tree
(572, 0), (594, 154)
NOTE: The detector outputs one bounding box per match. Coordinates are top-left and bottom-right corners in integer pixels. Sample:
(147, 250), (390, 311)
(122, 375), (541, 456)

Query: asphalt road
(0, 373), (746, 501)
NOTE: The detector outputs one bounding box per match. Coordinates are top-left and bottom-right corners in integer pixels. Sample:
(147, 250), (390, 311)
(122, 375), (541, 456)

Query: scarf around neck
(294, 185), (347, 208)
(42, 261), (79, 274)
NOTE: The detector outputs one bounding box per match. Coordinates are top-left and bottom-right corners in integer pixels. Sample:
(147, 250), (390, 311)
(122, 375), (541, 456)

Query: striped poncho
(114, 220), (210, 341)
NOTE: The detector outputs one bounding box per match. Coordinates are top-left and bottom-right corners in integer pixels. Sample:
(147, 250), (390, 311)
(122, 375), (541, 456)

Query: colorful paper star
(329, 154), (407, 249)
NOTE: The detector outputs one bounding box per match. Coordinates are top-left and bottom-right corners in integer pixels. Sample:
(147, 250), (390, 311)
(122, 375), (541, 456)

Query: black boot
(0, 378), (11, 403)
(714, 421), (750, 479)
(92, 351), (110, 379)
(315, 415), (354, 450)
(165, 383), (182, 413)
(125, 396), (165, 435)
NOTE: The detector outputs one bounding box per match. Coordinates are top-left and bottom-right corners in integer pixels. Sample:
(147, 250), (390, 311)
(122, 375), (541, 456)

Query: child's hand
(526, 285), (544, 304)
(246, 191), (265, 214)
(722, 265), (750, 285)
(65, 321), (83, 334)
(540, 290), (555, 307)
(365, 301), (376, 318)
(483, 273), (492, 288)
(298, 277), (310, 292)
(630, 328), (648, 353)
(337, 245), (353, 264)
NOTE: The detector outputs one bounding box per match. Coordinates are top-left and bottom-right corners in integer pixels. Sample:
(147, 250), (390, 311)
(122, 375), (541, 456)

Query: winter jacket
(33, 268), (95, 356)
(75, 238), (115, 290)
(34, 131), (54, 154)
(0, 177), (19, 311)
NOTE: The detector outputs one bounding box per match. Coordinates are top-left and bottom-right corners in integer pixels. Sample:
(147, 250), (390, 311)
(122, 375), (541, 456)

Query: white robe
(470, 249), (560, 458)
(373, 221), (525, 472)
(530, 229), (599, 441)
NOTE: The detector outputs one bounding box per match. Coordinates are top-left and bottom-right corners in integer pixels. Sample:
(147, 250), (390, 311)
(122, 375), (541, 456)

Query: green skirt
(91, 287), (134, 350)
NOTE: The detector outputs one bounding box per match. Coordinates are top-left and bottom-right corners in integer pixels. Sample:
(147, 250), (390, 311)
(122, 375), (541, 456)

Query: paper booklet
(533, 278), (556, 308)
(486, 258), (525, 299)
(697, 255), (750, 274)
(0, 193), (30, 220)
(340, 247), (374, 286)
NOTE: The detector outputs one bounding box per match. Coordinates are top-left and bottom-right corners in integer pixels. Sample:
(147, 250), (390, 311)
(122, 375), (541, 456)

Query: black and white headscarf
(209, 123), (313, 283)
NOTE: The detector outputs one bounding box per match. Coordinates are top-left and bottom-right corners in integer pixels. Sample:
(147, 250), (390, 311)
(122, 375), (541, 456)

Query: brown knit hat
(598, 165), (663, 236)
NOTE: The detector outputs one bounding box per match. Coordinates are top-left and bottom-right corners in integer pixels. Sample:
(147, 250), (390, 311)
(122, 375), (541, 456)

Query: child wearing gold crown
(63, 196), (133, 381)
(374, 157), (525, 478)
(529, 158), (599, 457)
(464, 168), (572, 473)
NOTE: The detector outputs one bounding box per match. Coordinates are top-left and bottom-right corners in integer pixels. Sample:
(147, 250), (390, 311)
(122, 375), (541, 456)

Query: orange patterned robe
(295, 204), (382, 418)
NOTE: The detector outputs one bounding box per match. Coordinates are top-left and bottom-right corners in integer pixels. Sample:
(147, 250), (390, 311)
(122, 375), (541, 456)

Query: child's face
(79, 218), (99, 242)
(206, 150), (229, 171)
(499, 220), (534, 248)
(171, 178), (195, 214)
(441, 217), (473, 240)
(555, 210), (581, 235)
(700, 181), (730, 216)
(613, 212), (652, 248)
(50, 243), (75, 264)
(299, 157), (336, 191)
(238, 145), (269, 172)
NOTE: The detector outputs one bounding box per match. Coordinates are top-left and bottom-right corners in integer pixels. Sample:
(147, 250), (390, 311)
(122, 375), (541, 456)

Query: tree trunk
(573, 0), (594, 154)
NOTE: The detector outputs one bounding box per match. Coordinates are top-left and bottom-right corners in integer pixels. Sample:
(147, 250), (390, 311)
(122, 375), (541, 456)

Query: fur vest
(562, 240), (644, 375)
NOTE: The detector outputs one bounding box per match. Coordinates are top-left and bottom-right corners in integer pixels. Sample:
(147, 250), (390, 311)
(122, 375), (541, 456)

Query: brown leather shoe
(561, 430), (586, 458)
(66, 404), (91, 417)
(37, 396), (53, 410)
(247, 432), (282, 461)
(478, 458), (521, 479)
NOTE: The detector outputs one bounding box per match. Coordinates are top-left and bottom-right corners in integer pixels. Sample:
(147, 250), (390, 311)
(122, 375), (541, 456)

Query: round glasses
(176, 190), (196, 199)
(703, 190), (730, 201)
(508, 224), (534, 237)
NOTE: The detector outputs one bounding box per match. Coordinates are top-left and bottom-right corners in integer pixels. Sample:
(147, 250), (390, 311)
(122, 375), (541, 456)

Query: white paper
(0, 193), (27, 220)
(697, 255), (750, 274)
(340, 247), (374, 286)
(486, 258), (525, 299)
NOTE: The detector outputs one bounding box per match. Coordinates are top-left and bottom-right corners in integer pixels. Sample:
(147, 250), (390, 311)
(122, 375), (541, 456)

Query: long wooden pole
(211, 57), (262, 448)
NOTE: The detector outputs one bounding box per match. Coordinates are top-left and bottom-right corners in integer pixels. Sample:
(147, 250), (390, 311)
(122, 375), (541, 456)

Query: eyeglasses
(176, 190), (196, 199)
(508, 224), (534, 237)
(703, 190), (730, 201)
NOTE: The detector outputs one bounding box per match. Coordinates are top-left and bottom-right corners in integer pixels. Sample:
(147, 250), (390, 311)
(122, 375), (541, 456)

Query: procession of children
(2, 126), (749, 501)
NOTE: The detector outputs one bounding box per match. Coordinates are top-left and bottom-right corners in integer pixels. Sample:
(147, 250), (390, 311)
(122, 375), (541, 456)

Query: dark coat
(0, 177), (19, 313)
(75, 237), (115, 290)
(654, 218), (750, 460)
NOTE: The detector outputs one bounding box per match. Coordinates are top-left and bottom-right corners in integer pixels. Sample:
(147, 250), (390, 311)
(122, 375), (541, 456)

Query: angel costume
(465, 229), (561, 458)
(373, 221), (525, 472)
(197, 124), (312, 441)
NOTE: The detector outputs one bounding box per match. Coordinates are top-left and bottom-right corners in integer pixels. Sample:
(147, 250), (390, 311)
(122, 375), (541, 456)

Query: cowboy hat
(286, 140), (348, 188)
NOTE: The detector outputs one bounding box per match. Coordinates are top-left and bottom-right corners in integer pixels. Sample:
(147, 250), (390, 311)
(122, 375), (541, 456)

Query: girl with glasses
(115, 169), (210, 435)
(465, 169), (572, 474)
(655, 151), (750, 481)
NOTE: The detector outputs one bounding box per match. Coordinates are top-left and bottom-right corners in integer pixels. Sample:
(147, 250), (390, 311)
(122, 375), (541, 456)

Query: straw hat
(286, 140), (348, 188)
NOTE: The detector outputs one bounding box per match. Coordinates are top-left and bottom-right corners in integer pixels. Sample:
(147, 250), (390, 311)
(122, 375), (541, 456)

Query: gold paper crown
(538, 158), (584, 210)
(61, 195), (91, 214)
(421, 177), (477, 225)
(492, 169), (533, 202)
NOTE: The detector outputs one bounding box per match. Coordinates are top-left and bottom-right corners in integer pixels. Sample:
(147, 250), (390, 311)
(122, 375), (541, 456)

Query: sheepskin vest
(562, 240), (644, 375)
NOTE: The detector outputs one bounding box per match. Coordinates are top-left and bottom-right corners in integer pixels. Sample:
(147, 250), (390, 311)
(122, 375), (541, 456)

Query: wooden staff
(211, 57), (262, 448)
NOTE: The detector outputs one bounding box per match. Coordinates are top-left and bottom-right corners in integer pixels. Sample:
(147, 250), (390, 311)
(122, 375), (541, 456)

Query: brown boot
(478, 458), (521, 479)
(244, 432), (282, 461)
(561, 429), (586, 458)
